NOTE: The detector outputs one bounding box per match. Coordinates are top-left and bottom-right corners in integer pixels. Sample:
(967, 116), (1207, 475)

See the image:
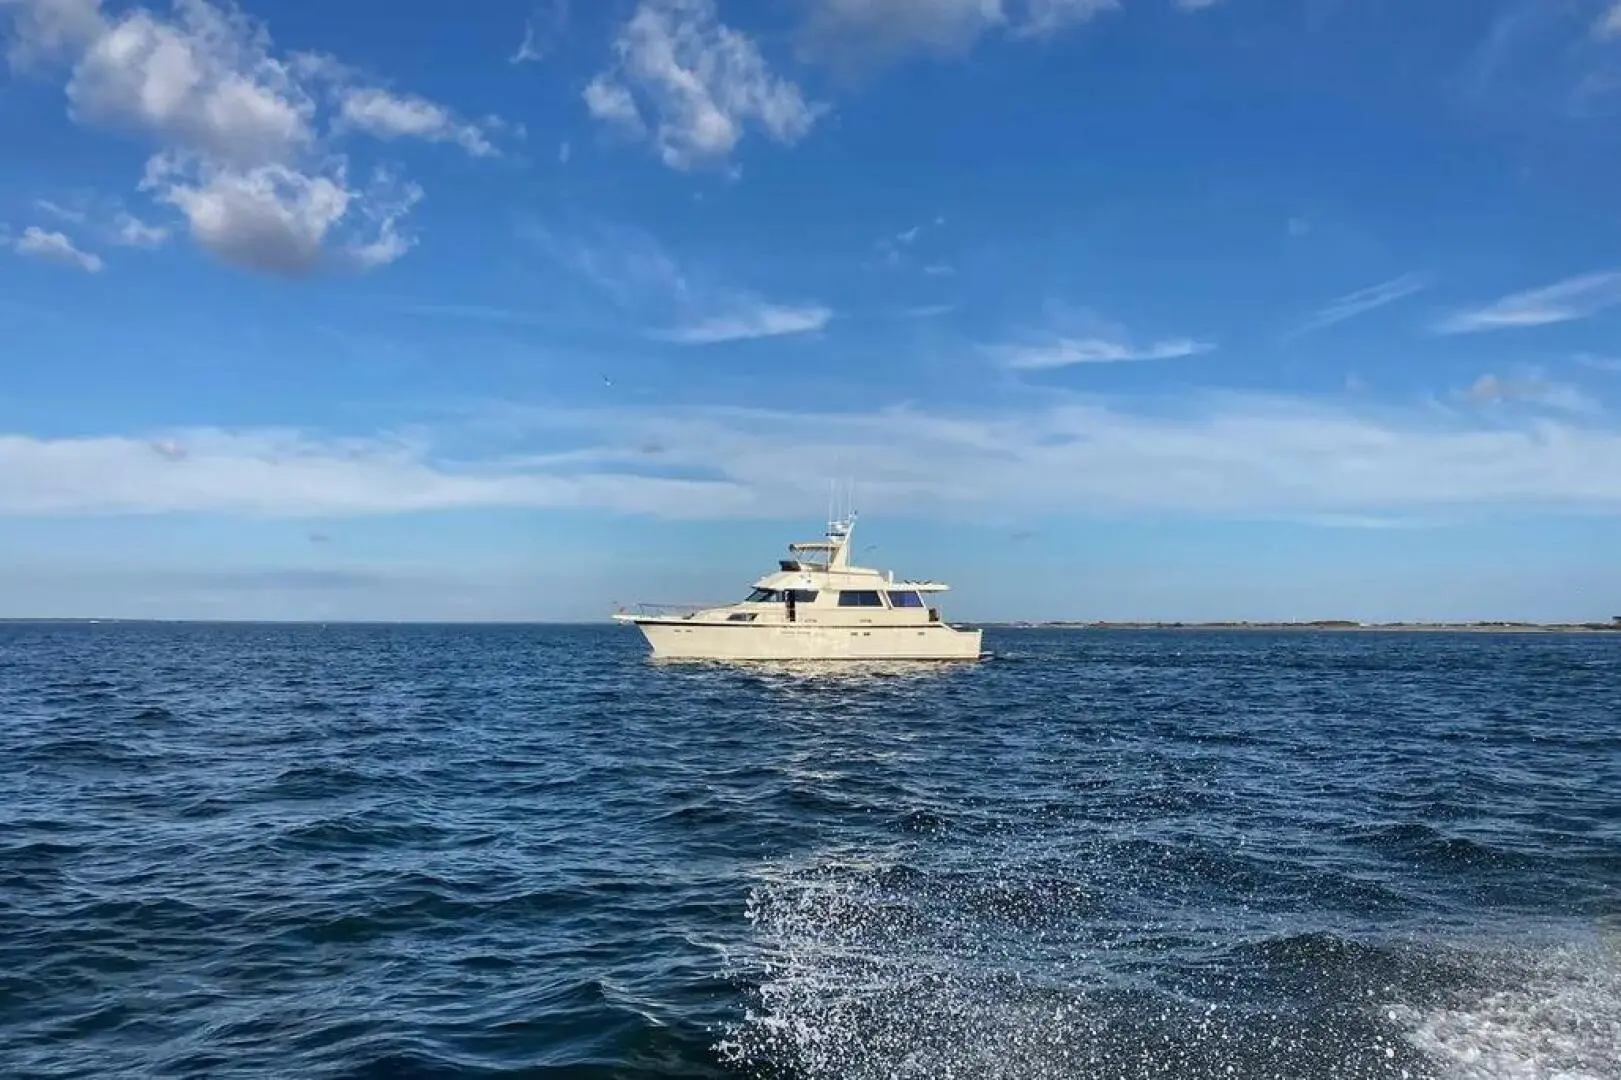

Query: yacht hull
(622, 619), (983, 661)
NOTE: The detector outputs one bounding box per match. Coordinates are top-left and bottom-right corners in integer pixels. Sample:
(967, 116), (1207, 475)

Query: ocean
(1, 622), (1616, 1079)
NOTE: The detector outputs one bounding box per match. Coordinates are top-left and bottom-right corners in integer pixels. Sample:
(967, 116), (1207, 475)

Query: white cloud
(1, 0), (495, 274)
(510, 0), (569, 63)
(1461, 373), (1598, 415)
(64, 1), (315, 170)
(1288, 272), (1429, 338)
(1, 0), (104, 68)
(33, 197), (87, 223)
(661, 301), (832, 343)
(0, 428), (753, 517)
(585, 0), (822, 169)
(141, 154), (418, 274)
(1433, 270), (1621, 334)
(1015, 0), (1120, 38)
(1597, 2), (1621, 39)
(113, 210), (168, 247)
(12, 225), (104, 271)
(10, 392), (1621, 520)
(523, 216), (833, 344)
(26, 192), (171, 248)
(1174, 0), (1223, 10)
(583, 75), (643, 130)
(337, 87), (496, 157)
(990, 334), (1213, 370)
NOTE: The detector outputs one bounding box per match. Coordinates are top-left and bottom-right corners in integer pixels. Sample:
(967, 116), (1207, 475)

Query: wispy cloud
(990, 335), (1214, 370)
(25, 194), (170, 250)
(335, 87), (498, 157)
(1292, 514), (1435, 531)
(1460, 373), (1599, 414)
(1288, 272), (1429, 339)
(873, 216), (949, 272)
(521, 216), (832, 344)
(1433, 270), (1621, 334)
(1596, 1), (1621, 38)
(584, 0), (822, 170)
(12, 226), (103, 272)
(659, 302), (832, 344)
(511, 0), (569, 63)
(34, 198), (87, 224)
(10, 392), (1621, 520)
(113, 211), (168, 248)
(1577, 352), (1621, 372)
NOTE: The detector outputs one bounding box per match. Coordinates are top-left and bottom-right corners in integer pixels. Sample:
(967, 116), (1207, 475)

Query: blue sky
(5, 0), (1621, 622)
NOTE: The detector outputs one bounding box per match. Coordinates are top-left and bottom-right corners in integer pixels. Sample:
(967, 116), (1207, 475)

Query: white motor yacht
(612, 513), (983, 661)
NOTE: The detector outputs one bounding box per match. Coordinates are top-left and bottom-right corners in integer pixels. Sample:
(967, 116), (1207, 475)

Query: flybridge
(781, 511), (859, 571)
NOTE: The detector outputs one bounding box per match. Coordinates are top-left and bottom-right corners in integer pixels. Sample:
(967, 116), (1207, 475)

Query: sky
(5, 0), (1621, 623)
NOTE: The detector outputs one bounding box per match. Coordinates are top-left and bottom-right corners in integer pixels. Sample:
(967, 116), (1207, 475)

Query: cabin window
(837, 590), (885, 607)
(786, 590), (819, 604)
(886, 591), (924, 608)
(745, 588), (779, 603)
(727, 612), (758, 622)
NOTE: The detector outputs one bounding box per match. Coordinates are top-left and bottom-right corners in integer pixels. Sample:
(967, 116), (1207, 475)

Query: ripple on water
(0, 623), (1615, 1078)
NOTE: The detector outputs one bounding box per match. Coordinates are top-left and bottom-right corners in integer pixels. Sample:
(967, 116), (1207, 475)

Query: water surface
(1, 624), (1615, 1078)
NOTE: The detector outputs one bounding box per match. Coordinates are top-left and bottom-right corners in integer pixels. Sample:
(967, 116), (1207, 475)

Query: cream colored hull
(623, 619), (983, 661)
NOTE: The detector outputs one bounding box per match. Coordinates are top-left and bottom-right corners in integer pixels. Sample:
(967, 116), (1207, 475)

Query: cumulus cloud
(1433, 270), (1621, 334)
(12, 225), (104, 271)
(584, 0), (822, 169)
(0, 0), (499, 274)
(7, 392), (1621, 520)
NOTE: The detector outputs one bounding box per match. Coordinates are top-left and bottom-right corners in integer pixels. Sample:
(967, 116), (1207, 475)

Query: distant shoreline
(986, 620), (1621, 634)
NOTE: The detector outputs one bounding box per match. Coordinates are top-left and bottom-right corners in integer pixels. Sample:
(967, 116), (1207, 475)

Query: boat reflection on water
(646, 654), (986, 683)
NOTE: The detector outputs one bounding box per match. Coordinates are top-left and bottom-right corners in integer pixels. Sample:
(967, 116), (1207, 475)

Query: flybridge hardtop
(614, 512), (983, 662)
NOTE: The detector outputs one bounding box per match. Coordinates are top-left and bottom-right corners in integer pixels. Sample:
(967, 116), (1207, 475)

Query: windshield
(745, 588), (780, 603)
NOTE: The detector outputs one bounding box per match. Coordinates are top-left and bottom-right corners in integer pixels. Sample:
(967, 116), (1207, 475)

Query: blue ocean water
(0, 623), (1616, 1079)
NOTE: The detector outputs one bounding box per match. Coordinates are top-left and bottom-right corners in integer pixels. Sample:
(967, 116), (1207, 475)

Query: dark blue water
(1, 624), (1616, 1079)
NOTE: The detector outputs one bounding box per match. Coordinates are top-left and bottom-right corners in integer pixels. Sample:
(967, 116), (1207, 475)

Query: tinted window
(886, 591), (924, 607)
(786, 590), (819, 603)
(837, 590), (884, 607)
(745, 588), (779, 602)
